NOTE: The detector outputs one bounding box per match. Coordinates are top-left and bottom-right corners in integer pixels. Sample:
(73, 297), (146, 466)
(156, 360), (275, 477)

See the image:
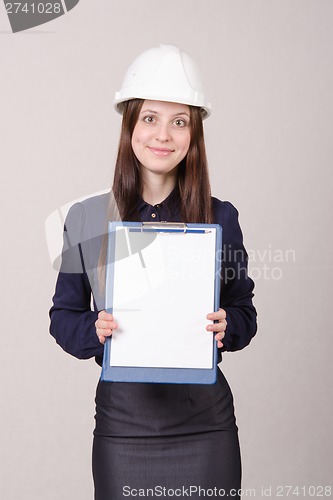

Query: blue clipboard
(101, 221), (222, 384)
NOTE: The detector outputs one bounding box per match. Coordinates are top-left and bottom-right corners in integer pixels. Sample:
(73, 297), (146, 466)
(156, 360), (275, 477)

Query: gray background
(1, 0), (332, 498)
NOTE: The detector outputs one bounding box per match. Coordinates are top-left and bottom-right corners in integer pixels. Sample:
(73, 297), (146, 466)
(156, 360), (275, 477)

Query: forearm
(49, 272), (104, 360)
(222, 304), (257, 351)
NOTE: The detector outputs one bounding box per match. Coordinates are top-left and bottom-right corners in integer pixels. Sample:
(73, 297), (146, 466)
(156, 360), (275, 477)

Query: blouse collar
(136, 186), (181, 221)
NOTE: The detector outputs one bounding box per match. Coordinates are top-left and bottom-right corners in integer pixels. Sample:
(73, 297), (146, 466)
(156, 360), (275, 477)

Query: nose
(155, 122), (171, 143)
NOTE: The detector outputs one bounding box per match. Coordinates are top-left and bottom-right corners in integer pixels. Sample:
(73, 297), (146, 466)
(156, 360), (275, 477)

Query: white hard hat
(114, 44), (211, 119)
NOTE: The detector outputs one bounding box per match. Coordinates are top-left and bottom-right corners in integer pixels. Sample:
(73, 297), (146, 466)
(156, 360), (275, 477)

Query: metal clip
(141, 222), (187, 233)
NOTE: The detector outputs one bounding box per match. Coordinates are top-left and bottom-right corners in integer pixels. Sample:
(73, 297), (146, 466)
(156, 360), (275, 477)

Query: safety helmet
(114, 44), (211, 119)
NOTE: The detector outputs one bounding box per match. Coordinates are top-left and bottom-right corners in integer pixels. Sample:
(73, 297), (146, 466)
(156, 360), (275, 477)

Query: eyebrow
(140, 109), (191, 118)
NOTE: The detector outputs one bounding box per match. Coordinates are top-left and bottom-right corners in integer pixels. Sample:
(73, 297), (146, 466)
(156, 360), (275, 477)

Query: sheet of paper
(108, 227), (216, 369)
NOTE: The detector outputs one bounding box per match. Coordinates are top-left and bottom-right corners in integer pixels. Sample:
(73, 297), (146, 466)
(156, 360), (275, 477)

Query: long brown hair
(98, 99), (213, 288)
(112, 98), (213, 222)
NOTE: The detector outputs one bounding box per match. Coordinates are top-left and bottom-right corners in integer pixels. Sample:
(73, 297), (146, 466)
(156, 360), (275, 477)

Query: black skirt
(92, 369), (241, 500)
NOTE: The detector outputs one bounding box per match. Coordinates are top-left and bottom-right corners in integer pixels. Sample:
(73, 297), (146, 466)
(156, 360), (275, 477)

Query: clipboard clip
(141, 222), (187, 233)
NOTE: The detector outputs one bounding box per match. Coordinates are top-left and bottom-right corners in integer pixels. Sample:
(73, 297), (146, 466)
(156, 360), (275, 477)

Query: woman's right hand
(95, 310), (118, 344)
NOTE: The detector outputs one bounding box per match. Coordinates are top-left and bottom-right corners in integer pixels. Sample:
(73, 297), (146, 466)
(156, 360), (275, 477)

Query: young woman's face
(131, 100), (191, 179)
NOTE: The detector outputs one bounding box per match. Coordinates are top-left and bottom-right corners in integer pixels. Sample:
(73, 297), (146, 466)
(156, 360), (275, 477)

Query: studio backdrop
(0, 1), (332, 499)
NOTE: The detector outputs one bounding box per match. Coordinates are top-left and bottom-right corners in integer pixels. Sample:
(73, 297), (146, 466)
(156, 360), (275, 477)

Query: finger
(98, 310), (114, 321)
(215, 332), (225, 342)
(95, 319), (118, 330)
(96, 327), (114, 337)
(206, 308), (226, 321)
(96, 326), (114, 345)
(206, 320), (227, 333)
(97, 334), (106, 344)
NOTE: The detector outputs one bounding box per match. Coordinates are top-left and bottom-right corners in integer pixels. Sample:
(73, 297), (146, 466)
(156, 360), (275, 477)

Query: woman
(50, 44), (257, 499)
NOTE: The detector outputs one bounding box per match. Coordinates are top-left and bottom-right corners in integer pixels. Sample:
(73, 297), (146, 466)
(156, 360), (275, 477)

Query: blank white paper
(108, 227), (217, 369)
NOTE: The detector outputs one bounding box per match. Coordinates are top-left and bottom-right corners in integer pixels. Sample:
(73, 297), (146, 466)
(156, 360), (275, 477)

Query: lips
(147, 146), (175, 156)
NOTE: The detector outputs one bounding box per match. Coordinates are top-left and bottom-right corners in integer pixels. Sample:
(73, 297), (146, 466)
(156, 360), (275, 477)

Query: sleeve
(218, 201), (257, 352)
(49, 202), (104, 361)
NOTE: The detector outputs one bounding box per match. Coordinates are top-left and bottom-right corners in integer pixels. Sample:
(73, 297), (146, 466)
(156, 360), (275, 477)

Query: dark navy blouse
(49, 188), (257, 367)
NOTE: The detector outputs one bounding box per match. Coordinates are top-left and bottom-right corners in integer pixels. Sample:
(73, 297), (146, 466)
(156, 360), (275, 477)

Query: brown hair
(111, 99), (213, 222)
(98, 99), (213, 288)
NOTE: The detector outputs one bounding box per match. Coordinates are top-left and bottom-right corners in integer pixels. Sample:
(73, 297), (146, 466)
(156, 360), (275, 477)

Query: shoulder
(75, 191), (109, 213)
(65, 191), (110, 239)
(211, 197), (239, 225)
(211, 196), (244, 244)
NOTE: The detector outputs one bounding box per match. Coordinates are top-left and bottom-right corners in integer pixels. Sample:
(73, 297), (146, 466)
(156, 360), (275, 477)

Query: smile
(147, 146), (175, 156)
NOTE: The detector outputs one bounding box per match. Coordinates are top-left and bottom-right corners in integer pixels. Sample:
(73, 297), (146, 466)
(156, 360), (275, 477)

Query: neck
(141, 171), (177, 206)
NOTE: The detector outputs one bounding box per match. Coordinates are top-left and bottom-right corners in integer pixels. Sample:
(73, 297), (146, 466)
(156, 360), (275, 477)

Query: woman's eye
(174, 119), (187, 127)
(143, 116), (155, 123)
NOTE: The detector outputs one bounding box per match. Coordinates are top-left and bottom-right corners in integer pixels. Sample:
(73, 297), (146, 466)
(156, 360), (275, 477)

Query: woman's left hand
(206, 308), (227, 348)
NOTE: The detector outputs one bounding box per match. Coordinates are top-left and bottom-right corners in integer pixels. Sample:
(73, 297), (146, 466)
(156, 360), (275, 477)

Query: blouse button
(151, 213), (156, 218)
